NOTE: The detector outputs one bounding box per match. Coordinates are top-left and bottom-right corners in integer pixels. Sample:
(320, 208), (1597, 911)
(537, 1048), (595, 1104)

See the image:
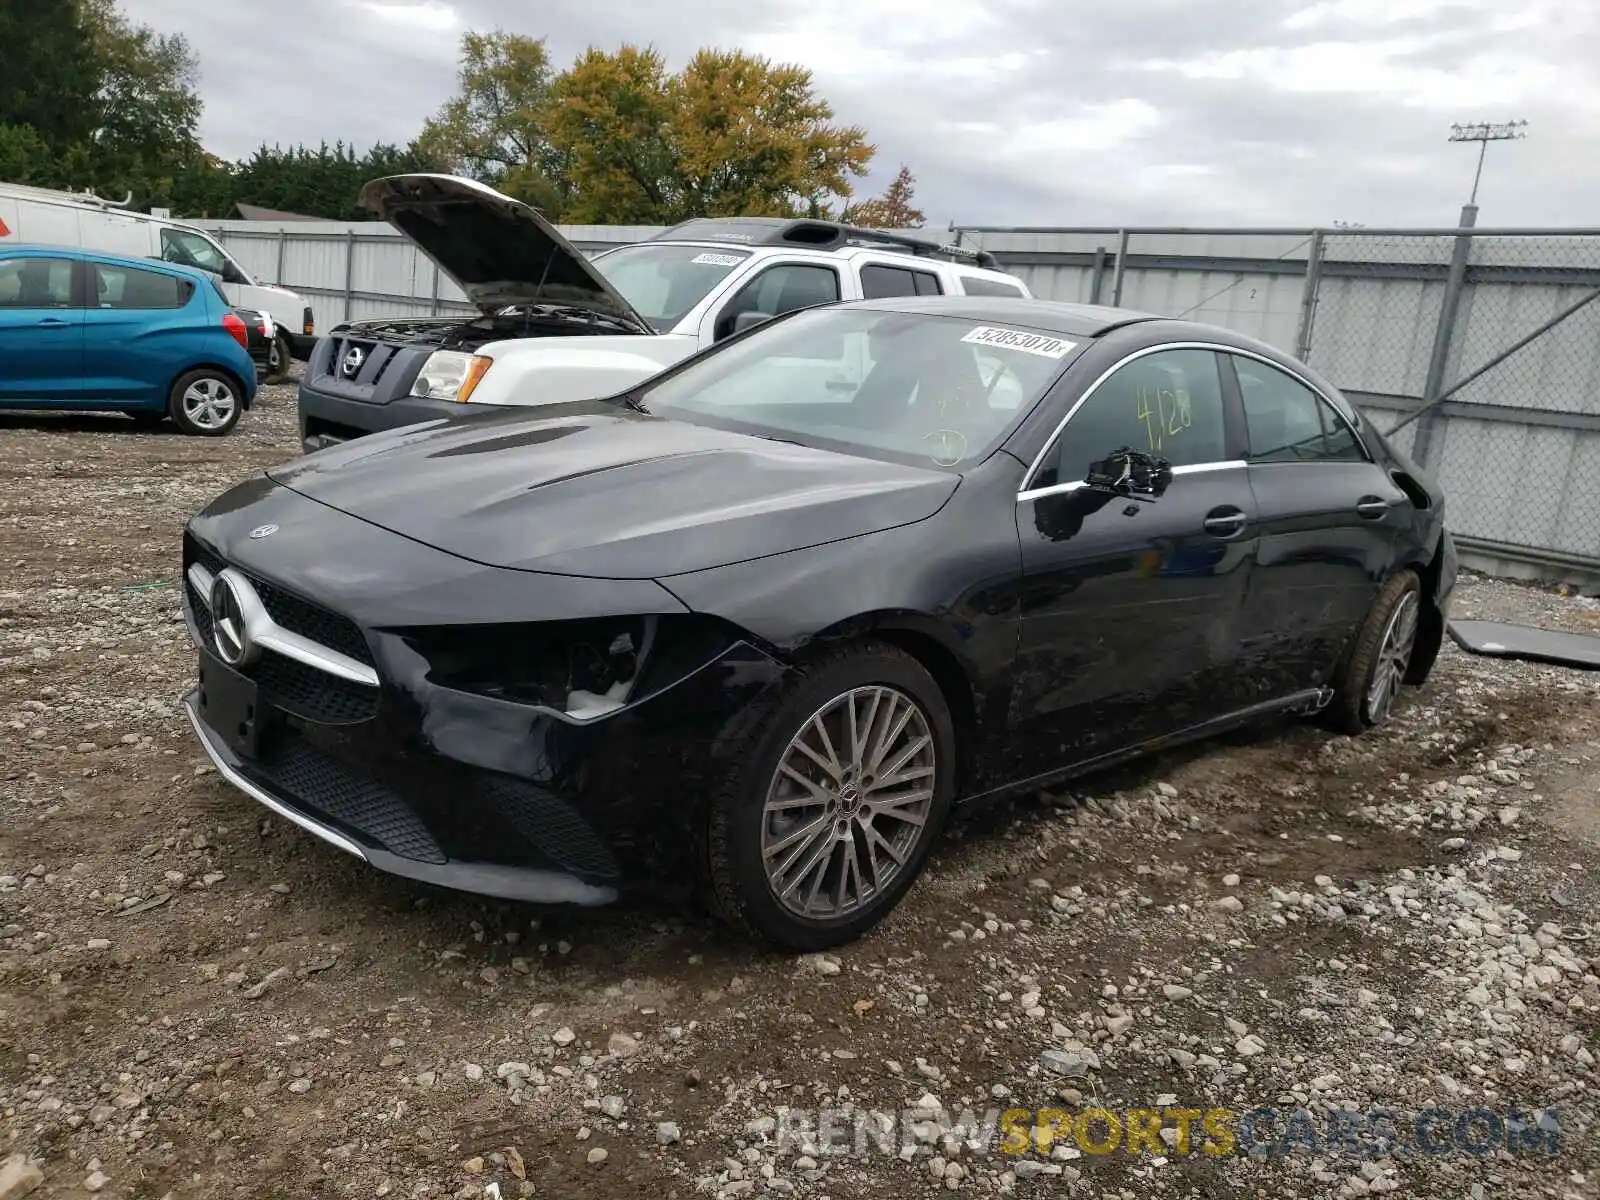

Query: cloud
(360, 1), (461, 32)
(112, 0), (1600, 227)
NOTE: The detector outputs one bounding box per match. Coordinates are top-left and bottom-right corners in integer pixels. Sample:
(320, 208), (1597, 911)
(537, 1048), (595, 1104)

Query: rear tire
(1324, 570), (1422, 733)
(702, 644), (956, 952)
(168, 369), (242, 437)
(265, 332), (292, 384)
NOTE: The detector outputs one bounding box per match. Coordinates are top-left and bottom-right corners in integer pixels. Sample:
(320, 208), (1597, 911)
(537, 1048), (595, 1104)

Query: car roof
(647, 216), (1005, 270)
(843, 294), (1162, 338)
(0, 242), (85, 259)
(0, 242), (212, 283)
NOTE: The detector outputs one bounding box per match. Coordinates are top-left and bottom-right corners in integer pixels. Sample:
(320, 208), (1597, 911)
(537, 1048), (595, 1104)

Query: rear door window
(0, 257), (75, 308)
(860, 264), (944, 298)
(92, 263), (193, 310)
(1232, 356), (1366, 463)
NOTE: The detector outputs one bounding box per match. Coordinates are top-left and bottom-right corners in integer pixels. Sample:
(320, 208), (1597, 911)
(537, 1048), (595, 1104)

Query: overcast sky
(120, 0), (1599, 229)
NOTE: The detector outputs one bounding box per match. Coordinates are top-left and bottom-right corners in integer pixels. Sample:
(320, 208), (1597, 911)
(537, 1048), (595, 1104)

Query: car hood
(266, 406), (959, 579)
(359, 174), (652, 332)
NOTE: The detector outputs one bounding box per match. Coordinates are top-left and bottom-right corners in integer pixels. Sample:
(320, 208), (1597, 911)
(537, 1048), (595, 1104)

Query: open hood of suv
(359, 174), (652, 332)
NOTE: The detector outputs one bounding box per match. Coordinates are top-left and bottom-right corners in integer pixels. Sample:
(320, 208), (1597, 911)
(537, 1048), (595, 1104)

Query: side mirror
(221, 260), (248, 285)
(1086, 447), (1173, 501)
(733, 310), (773, 336)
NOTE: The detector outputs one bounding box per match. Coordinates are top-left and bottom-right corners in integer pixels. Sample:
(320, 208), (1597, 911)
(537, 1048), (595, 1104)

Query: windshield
(590, 243), (750, 331)
(635, 307), (1082, 472)
(160, 227), (251, 285)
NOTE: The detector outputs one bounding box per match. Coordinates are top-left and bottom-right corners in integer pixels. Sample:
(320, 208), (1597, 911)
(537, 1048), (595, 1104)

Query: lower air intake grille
(248, 736), (445, 864)
(477, 774), (619, 880)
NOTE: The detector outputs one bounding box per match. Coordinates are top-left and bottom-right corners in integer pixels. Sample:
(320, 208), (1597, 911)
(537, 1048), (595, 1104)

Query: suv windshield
(590, 244), (751, 332)
(635, 307), (1082, 472)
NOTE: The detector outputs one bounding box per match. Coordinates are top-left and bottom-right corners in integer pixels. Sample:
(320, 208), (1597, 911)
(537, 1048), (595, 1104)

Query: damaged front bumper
(178, 513), (789, 904)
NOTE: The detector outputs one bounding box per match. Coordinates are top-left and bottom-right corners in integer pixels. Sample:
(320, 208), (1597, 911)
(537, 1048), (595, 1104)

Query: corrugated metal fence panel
(1003, 263), (1098, 304)
(280, 234), (353, 299)
(562, 224), (667, 245)
(194, 218), (671, 325)
(1119, 267), (1304, 350)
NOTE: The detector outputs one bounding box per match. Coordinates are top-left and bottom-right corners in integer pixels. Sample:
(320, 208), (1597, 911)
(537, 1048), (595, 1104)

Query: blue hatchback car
(0, 245), (257, 435)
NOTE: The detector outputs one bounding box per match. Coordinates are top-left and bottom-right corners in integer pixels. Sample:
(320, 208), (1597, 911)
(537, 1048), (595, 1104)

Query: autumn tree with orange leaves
(842, 166), (926, 228)
(420, 32), (880, 224)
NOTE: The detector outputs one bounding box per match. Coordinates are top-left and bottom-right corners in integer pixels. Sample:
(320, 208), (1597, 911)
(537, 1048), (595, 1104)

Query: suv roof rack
(648, 217), (1002, 271)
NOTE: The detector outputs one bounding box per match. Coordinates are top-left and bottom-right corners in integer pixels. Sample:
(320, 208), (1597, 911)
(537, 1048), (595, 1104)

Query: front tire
(1324, 570), (1422, 733)
(168, 369), (242, 437)
(703, 644), (957, 951)
(265, 332), (292, 384)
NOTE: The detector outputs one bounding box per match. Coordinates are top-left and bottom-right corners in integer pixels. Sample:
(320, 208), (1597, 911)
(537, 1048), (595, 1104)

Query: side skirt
(956, 687), (1334, 809)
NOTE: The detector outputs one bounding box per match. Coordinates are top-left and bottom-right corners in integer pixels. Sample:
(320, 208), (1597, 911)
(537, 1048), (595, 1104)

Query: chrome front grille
(184, 535), (380, 725)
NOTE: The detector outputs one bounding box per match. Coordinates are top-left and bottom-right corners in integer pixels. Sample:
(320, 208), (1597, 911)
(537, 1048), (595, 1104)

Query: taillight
(222, 312), (248, 349)
(302, 306), (314, 337)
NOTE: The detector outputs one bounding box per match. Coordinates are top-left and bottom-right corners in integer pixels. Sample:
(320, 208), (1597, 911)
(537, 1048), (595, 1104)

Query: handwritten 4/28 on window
(1135, 385), (1193, 452)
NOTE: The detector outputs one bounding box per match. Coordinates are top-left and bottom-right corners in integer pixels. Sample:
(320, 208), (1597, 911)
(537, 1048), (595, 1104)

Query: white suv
(298, 174), (1031, 449)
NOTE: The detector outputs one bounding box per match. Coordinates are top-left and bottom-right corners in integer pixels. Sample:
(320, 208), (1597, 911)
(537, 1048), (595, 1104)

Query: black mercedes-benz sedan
(180, 295), (1456, 950)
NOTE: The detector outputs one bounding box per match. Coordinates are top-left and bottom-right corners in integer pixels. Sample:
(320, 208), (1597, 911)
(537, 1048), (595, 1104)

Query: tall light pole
(1449, 119), (1528, 209)
(1414, 120), (1528, 469)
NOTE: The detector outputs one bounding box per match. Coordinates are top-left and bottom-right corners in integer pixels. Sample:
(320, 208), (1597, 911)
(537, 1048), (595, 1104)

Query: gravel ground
(0, 381), (1597, 1200)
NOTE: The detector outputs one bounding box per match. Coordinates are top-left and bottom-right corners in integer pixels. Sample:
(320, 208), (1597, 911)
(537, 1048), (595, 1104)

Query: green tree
(80, 0), (203, 162)
(74, 0), (205, 206)
(210, 140), (446, 220)
(842, 165), (925, 228)
(0, 0), (101, 149)
(542, 45), (681, 223)
(0, 123), (65, 189)
(417, 31), (571, 215)
(667, 48), (873, 221)
(425, 33), (876, 223)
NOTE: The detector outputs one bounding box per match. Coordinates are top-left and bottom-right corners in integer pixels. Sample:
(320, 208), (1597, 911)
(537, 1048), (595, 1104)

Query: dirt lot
(0, 382), (1597, 1200)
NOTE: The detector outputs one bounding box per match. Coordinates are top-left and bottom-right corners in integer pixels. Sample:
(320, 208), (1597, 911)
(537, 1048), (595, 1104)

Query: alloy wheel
(760, 685), (936, 920)
(181, 378), (237, 430)
(1366, 591), (1418, 724)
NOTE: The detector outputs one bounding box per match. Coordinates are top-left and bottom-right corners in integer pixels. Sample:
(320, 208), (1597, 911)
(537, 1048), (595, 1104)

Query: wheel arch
(171, 362), (252, 411)
(806, 610), (982, 790)
(1404, 531), (1449, 685)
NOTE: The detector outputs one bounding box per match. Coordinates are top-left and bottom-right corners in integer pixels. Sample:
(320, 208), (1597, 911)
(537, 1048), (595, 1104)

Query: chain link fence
(1307, 230), (1600, 579)
(971, 223), (1600, 587)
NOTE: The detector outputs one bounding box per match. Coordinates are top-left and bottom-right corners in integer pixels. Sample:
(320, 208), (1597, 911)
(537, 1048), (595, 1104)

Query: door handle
(35, 317), (71, 327)
(1202, 507), (1248, 538)
(1356, 496), (1391, 520)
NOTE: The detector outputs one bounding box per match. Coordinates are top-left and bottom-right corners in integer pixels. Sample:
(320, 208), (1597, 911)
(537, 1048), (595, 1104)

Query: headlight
(393, 615), (745, 723)
(411, 350), (493, 403)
